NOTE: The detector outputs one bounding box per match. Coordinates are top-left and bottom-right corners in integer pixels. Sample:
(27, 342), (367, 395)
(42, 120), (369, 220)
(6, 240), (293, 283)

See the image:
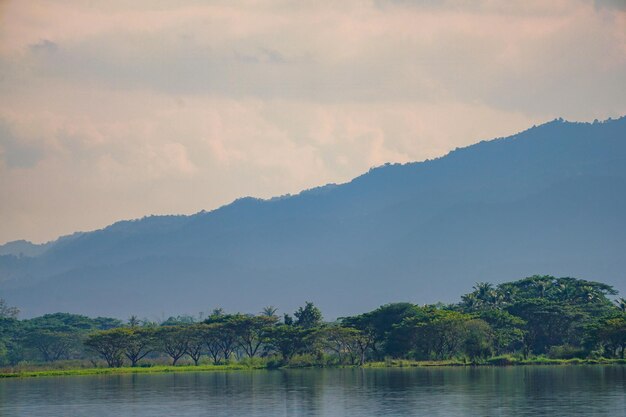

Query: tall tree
(123, 328), (155, 367)
(265, 325), (310, 362)
(156, 326), (189, 365)
(321, 326), (372, 365)
(232, 315), (277, 358)
(261, 306), (278, 317)
(184, 325), (206, 366)
(0, 298), (19, 319)
(294, 302), (323, 329)
(85, 329), (128, 367)
(23, 329), (78, 362)
(202, 323), (223, 364)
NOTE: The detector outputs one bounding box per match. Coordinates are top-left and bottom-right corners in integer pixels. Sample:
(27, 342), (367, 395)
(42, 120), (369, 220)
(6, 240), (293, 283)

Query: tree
(93, 316), (125, 330)
(458, 276), (618, 357)
(507, 299), (584, 357)
(85, 329), (128, 367)
(294, 302), (323, 329)
(497, 276), (616, 307)
(156, 326), (189, 365)
(161, 315), (196, 326)
(461, 282), (500, 311)
(0, 316), (22, 365)
(231, 315), (277, 358)
(203, 323), (223, 364)
(463, 319), (494, 360)
(261, 306), (278, 317)
(0, 298), (19, 319)
(477, 310), (525, 354)
(391, 307), (472, 360)
(184, 325), (206, 366)
(122, 328), (155, 367)
(204, 314), (245, 360)
(128, 315), (140, 329)
(342, 302), (421, 359)
(321, 326), (372, 365)
(595, 315), (626, 358)
(23, 329), (78, 362)
(265, 325), (311, 362)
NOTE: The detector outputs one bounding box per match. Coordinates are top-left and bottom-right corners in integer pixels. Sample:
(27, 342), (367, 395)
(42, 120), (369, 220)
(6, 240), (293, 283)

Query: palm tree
(128, 315), (140, 328)
(474, 282), (498, 307)
(460, 293), (479, 311)
(535, 279), (551, 298)
(261, 306), (278, 317)
(474, 282), (493, 300)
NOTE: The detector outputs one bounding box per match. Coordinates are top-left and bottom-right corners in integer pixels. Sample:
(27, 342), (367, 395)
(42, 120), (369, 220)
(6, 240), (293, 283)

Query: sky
(0, 0), (625, 244)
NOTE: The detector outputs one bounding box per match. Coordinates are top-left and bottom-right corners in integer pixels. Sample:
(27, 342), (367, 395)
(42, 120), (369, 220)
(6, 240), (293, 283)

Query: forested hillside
(1, 117), (625, 318)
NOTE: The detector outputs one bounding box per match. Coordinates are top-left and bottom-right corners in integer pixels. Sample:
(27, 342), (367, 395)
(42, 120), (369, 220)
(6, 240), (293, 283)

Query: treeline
(1, 275), (625, 368)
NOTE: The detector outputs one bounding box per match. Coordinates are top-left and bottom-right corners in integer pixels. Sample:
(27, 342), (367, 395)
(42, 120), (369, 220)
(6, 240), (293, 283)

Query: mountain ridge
(1, 116), (625, 319)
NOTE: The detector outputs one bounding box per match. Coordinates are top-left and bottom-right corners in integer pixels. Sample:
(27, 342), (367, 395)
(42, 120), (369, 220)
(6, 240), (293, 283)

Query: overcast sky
(0, 0), (625, 244)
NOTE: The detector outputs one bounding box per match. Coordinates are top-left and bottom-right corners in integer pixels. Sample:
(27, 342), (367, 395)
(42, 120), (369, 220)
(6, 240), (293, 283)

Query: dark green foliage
(21, 330), (79, 362)
(84, 329), (127, 367)
(591, 314), (626, 358)
(341, 302), (421, 358)
(476, 310), (525, 354)
(294, 302), (323, 329)
(459, 275), (618, 357)
(264, 325), (312, 362)
(122, 328), (156, 367)
(2, 275), (624, 368)
(463, 319), (494, 360)
(0, 316), (23, 365)
(320, 326), (372, 365)
(392, 308), (472, 360)
(155, 326), (189, 365)
(184, 325), (206, 366)
(229, 315), (278, 358)
(161, 315), (196, 326)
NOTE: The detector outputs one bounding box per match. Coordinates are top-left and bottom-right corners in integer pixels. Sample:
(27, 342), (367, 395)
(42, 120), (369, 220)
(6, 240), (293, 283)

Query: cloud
(0, 0), (624, 242)
(0, 120), (44, 169)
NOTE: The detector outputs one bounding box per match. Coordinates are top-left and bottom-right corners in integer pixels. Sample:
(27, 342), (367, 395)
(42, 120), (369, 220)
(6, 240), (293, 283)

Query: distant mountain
(0, 240), (50, 257)
(1, 117), (625, 319)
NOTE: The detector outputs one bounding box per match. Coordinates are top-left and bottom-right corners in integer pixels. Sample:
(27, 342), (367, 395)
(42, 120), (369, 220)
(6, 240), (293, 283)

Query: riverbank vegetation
(1, 275), (625, 376)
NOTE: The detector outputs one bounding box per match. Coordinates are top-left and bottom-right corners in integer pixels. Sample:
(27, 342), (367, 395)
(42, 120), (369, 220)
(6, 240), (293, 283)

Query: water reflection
(0, 366), (624, 416)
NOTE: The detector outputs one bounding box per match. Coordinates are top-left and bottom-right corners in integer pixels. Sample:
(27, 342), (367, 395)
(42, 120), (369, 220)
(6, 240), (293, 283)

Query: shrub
(548, 345), (585, 359)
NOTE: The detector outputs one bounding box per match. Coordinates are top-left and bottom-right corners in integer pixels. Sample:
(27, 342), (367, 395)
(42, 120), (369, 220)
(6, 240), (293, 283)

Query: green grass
(0, 363), (264, 379)
(2, 358), (624, 379)
(366, 357), (626, 368)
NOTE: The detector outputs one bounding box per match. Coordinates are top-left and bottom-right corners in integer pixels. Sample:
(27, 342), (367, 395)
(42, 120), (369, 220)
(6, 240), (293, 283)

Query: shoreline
(2, 358), (624, 379)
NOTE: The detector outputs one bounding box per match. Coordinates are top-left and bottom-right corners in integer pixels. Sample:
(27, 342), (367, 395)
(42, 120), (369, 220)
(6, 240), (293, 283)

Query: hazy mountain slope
(0, 240), (51, 257)
(1, 117), (625, 319)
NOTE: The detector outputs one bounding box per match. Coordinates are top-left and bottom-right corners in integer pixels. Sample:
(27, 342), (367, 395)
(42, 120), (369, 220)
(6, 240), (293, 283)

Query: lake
(0, 366), (624, 416)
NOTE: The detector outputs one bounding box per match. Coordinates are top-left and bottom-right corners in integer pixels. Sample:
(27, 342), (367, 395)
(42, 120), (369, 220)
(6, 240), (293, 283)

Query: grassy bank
(2, 357), (625, 378)
(365, 357), (626, 368)
(0, 363), (265, 378)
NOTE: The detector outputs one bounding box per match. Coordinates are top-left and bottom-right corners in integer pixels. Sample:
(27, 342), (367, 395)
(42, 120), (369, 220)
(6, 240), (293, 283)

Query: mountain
(1, 117), (625, 319)
(0, 240), (51, 257)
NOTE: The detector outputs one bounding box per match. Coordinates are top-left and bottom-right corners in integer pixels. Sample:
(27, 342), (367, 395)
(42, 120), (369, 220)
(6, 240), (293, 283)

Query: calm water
(0, 366), (624, 416)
